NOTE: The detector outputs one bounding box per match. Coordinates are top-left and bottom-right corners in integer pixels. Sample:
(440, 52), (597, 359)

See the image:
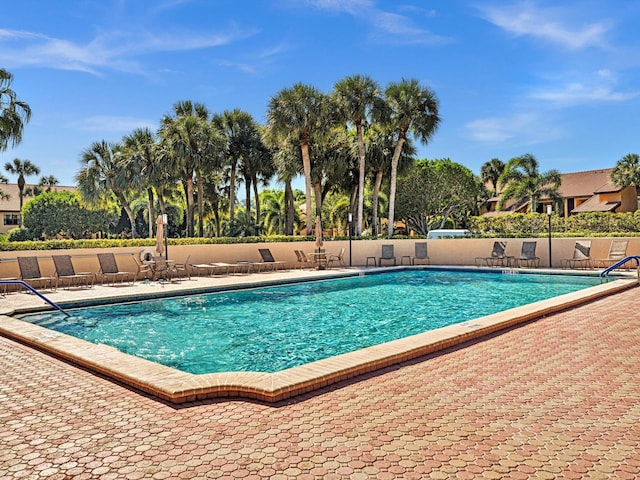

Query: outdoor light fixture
(348, 213), (353, 267)
(546, 205), (552, 268)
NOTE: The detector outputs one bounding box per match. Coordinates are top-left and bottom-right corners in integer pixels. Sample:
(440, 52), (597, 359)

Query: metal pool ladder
(599, 255), (640, 280)
(0, 280), (70, 317)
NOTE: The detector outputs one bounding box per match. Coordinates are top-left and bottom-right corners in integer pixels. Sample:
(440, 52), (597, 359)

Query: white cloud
(0, 26), (257, 75)
(529, 70), (638, 105)
(71, 116), (157, 133)
(303, 0), (450, 44)
(478, 2), (610, 50)
(466, 112), (563, 144)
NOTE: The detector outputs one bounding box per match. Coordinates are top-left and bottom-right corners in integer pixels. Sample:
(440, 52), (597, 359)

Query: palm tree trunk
(229, 161), (237, 222)
(195, 169), (204, 237)
(183, 176), (195, 237)
(300, 139), (313, 235)
(285, 180), (294, 236)
(387, 136), (406, 237)
(116, 191), (137, 238)
(313, 181), (323, 218)
(147, 188), (155, 237)
(372, 169), (383, 236)
(356, 122), (366, 236)
(245, 179), (251, 233)
(252, 174), (261, 229)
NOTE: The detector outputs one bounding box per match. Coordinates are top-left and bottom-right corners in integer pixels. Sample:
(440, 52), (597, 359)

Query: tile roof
(0, 183), (77, 213)
(557, 168), (619, 198)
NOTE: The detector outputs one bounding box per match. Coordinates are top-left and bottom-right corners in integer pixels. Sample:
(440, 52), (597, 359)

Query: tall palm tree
(333, 74), (382, 235)
(76, 140), (139, 238)
(497, 153), (561, 212)
(610, 153), (640, 190)
(365, 125), (415, 236)
(267, 83), (330, 235)
(122, 127), (163, 238)
(160, 101), (216, 237)
(383, 78), (440, 237)
(0, 69), (31, 152)
(4, 158), (40, 226)
(480, 158), (505, 195)
(212, 109), (259, 226)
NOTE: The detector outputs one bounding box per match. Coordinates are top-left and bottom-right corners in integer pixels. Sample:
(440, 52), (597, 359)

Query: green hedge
(469, 212), (640, 238)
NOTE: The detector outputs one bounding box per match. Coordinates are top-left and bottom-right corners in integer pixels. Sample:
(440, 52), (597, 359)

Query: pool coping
(0, 269), (636, 404)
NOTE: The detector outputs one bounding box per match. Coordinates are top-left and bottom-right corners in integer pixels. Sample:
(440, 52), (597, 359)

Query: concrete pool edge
(0, 275), (636, 404)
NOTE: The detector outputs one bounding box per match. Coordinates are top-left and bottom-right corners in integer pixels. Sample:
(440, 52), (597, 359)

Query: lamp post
(162, 213), (169, 260)
(546, 205), (552, 268)
(348, 213), (353, 267)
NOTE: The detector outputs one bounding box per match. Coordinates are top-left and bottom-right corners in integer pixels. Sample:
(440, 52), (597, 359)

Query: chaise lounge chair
(379, 244), (396, 266)
(475, 241), (512, 267)
(411, 242), (429, 265)
(562, 241), (592, 269)
(17, 256), (55, 290)
(257, 248), (286, 272)
(595, 239), (628, 269)
(515, 241), (540, 268)
(97, 253), (131, 285)
(52, 254), (94, 289)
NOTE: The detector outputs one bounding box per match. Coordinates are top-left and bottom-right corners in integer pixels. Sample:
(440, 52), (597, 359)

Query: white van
(426, 229), (471, 239)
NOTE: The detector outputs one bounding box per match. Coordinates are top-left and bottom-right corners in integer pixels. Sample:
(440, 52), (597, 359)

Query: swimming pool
(20, 270), (601, 374)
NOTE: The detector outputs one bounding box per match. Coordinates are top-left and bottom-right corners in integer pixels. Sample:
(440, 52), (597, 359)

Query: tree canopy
(395, 159), (479, 234)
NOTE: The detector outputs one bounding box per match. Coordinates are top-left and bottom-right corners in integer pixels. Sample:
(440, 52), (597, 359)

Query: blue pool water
(20, 270), (600, 374)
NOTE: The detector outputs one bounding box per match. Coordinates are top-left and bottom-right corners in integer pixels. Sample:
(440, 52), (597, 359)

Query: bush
(7, 227), (35, 242)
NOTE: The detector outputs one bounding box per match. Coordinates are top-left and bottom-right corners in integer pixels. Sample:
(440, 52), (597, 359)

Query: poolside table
(307, 251), (329, 270)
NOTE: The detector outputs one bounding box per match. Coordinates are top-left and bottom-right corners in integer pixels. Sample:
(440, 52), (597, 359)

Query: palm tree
(4, 158), (40, 226)
(0, 172), (8, 200)
(480, 158), (505, 195)
(0, 69), (31, 152)
(160, 101), (217, 237)
(122, 127), (162, 238)
(610, 153), (640, 190)
(212, 109), (260, 227)
(39, 175), (59, 191)
(333, 75), (382, 235)
(383, 78), (440, 237)
(497, 153), (561, 212)
(267, 83), (330, 235)
(365, 125), (415, 236)
(76, 140), (139, 238)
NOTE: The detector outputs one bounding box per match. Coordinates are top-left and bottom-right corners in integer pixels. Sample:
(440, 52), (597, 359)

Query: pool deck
(2, 266), (640, 478)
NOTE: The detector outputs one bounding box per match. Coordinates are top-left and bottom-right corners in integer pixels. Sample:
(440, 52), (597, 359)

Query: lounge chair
(257, 248), (286, 272)
(52, 255), (94, 289)
(17, 256), (55, 290)
(475, 241), (512, 267)
(97, 253), (131, 285)
(562, 241), (592, 269)
(379, 244), (396, 266)
(516, 241), (540, 268)
(327, 248), (346, 268)
(412, 242), (429, 265)
(595, 239), (628, 269)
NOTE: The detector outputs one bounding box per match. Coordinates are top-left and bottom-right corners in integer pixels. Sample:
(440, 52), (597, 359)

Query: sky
(1, 0), (640, 188)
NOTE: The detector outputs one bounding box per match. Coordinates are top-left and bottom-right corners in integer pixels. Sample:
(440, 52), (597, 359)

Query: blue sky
(2, 0), (639, 187)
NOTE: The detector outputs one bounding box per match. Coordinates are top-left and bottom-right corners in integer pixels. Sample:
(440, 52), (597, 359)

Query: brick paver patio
(1, 285), (639, 479)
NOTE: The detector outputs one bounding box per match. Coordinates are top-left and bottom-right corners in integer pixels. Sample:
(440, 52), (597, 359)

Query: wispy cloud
(478, 2), (611, 50)
(530, 70), (638, 105)
(466, 112), (564, 144)
(70, 115), (157, 133)
(303, 0), (450, 44)
(0, 25), (257, 75)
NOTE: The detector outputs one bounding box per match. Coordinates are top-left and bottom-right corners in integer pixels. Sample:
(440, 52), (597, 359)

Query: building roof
(570, 196), (620, 213)
(557, 168), (619, 198)
(0, 183), (77, 213)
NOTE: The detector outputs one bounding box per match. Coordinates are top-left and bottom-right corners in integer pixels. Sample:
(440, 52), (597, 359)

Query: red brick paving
(1, 286), (640, 479)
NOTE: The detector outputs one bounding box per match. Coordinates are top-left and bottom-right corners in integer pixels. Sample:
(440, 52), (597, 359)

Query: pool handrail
(599, 255), (640, 278)
(0, 280), (70, 317)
